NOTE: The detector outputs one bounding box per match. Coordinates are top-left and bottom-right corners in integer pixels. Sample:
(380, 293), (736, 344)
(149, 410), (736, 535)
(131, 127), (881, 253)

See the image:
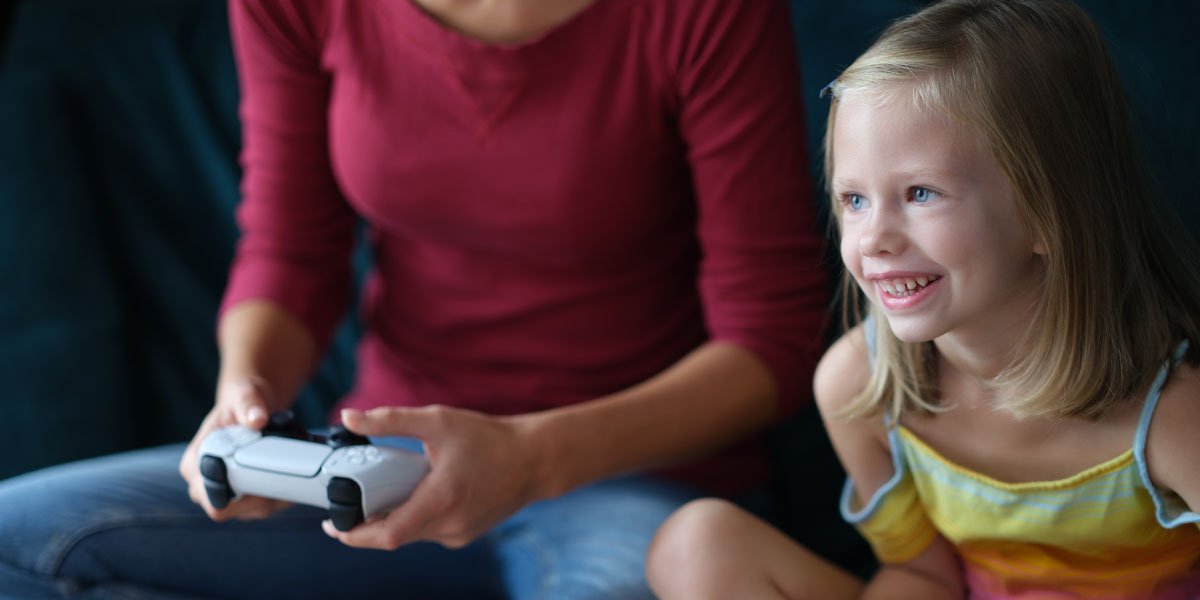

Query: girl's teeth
(880, 275), (938, 296)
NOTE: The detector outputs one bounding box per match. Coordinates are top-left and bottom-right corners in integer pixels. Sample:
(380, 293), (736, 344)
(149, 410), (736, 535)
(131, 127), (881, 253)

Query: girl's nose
(857, 209), (906, 257)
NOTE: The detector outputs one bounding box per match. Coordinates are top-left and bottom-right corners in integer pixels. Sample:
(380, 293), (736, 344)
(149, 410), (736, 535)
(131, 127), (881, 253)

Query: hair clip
(819, 79), (837, 99)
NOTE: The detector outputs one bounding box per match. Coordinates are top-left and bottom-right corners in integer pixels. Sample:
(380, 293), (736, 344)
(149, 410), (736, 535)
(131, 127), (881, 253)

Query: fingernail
(341, 408), (361, 422)
(321, 520), (336, 537)
(247, 407), (266, 423)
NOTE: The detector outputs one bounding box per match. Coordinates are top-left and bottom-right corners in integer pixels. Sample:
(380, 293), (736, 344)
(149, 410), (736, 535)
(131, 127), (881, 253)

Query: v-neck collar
(387, 0), (629, 75)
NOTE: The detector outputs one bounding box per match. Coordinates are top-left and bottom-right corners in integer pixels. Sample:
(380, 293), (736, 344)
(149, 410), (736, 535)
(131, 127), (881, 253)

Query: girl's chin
(881, 316), (940, 344)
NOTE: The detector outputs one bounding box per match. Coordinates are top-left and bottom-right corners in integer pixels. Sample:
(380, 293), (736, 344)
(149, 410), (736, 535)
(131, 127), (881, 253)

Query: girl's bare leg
(647, 498), (864, 599)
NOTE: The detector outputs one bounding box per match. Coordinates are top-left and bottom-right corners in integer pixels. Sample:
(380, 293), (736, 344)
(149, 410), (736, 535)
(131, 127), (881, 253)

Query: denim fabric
(0, 442), (705, 600)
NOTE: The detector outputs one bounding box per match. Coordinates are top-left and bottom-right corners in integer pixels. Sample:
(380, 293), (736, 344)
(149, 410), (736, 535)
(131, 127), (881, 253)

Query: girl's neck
(935, 332), (1019, 382)
(933, 276), (1043, 382)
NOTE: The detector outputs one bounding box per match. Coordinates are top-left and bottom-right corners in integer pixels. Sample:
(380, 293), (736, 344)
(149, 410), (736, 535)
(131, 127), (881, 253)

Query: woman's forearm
(216, 300), (320, 411)
(513, 341), (780, 500)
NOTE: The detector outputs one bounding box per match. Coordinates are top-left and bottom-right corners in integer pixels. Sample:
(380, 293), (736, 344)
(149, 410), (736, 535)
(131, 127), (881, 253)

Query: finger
(341, 406), (439, 438)
(323, 482), (441, 549)
(322, 508), (436, 550)
(227, 498), (292, 521)
(206, 495), (291, 522)
(222, 377), (272, 429)
(323, 518), (395, 549)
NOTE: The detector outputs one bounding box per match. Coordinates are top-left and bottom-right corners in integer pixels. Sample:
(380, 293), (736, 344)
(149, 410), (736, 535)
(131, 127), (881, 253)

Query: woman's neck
(410, 0), (597, 44)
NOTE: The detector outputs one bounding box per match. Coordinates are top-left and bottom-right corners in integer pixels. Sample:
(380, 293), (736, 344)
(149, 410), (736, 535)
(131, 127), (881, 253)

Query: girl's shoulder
(814, 324), (897, 504)
(814, 323), (873, 418)
(1145, 360), (1200, 508)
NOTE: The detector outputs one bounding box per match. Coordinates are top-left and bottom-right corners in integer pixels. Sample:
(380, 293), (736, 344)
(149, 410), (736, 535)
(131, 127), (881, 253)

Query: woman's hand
(178, 376), (293, 521)
(322, 405), (544, 550)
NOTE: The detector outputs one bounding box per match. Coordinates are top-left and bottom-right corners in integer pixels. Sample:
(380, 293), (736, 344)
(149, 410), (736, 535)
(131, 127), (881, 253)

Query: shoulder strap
(1133, 341), (1197, 528)
(863, 315), (877, 369)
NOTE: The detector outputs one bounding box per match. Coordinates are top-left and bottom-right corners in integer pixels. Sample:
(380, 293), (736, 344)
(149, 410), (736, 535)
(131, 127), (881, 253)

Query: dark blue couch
(1, 0), (1195, 574)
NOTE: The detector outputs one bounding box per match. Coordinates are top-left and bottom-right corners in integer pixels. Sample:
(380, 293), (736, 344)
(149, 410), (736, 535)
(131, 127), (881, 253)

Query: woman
(0, 0), (827, 597)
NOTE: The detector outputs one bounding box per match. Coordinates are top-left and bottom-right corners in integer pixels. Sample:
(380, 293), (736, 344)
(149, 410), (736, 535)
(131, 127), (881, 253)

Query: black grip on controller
(200, 456), (233, 509)
(328, 477), (364, 532)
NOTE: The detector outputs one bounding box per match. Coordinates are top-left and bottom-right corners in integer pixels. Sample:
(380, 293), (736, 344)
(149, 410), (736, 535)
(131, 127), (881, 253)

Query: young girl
(646, 0), (1200, 598)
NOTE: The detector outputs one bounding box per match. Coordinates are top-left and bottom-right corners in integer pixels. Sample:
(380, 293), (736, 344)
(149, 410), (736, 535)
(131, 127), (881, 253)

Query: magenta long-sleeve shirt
(224, 0), (827, 489)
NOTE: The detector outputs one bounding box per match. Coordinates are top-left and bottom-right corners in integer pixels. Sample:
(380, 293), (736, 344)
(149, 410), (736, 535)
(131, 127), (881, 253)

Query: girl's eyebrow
(832, 169), (959, 191)
(891, 166), (961, 182)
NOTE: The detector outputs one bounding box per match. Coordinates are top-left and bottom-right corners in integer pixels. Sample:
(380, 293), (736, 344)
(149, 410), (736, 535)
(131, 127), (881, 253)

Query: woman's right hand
(178, 376), (293, 521)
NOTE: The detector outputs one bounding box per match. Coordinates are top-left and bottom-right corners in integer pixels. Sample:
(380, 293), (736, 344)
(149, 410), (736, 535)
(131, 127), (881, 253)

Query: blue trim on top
(841, 315), (911, 524)
(864, 315), (877, 369)
(841, 425), (908, 524)
(1133, 341), (1198, 529)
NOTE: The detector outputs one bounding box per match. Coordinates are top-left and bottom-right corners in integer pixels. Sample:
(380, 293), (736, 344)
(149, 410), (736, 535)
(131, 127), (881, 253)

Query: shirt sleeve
(840, 452), (939, 564)
(221, 0), (358, 351)
(672, 0), (829, 416)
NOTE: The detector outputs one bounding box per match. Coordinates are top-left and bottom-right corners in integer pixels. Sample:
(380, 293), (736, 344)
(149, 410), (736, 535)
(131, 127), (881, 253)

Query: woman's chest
(319, 9), (687, 255)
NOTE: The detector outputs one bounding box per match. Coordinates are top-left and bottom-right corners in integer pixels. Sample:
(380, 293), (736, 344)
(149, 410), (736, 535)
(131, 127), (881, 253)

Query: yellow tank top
(842, 335), (1200, 598)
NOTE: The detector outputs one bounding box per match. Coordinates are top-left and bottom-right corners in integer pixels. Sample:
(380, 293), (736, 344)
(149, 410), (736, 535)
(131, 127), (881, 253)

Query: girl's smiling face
(832, 89), (1044, 346)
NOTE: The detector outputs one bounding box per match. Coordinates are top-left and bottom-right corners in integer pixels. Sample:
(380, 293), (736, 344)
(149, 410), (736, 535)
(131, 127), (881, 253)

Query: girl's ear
(1032, 238), (1048, 255)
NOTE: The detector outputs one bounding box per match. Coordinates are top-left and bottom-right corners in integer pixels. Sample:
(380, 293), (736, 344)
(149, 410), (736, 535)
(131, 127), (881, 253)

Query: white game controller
(198, 411), (429, 531)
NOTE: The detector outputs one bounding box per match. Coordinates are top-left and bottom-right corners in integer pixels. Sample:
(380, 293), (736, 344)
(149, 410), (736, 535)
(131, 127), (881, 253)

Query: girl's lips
(875, 275), (942, 311)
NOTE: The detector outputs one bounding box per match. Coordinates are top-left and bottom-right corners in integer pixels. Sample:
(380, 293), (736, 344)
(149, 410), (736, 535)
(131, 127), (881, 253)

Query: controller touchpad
(235, 438), (332, 477)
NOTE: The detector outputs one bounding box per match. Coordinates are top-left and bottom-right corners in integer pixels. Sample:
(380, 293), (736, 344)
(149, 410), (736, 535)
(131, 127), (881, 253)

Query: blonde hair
(824, 0), (1200, 420)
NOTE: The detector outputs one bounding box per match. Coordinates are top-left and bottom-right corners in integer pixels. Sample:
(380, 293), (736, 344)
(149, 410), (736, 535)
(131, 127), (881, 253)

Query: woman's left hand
(321, 405), (545, 550)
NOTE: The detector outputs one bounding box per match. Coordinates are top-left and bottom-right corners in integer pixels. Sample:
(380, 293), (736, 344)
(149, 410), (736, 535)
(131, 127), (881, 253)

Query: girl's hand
(322, 405), (542, 550)
(178, 376), (293, 521)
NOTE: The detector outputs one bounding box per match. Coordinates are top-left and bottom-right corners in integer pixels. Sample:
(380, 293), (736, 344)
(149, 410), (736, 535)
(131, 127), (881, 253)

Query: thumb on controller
(224, 376), (273, 429)
(341, 406), (435, 438)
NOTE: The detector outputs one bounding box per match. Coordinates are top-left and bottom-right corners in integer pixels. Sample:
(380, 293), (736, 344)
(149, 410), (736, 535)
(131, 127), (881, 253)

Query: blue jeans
(0, 441), (713, 599)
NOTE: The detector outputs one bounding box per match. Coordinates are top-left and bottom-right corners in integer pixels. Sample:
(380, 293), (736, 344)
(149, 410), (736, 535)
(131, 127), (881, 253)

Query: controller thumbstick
(263, 410), (308, 439)
(328, 424), (371, 448)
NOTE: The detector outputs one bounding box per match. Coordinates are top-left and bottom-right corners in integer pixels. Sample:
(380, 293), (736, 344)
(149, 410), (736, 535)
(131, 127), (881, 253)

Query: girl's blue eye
(844, 194), (868, 212)
(912, 187), (939, 203)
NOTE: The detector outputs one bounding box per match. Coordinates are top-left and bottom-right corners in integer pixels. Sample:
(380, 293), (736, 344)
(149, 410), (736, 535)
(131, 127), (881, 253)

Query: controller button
(328, 424), (371, 449)
(349, 456), (364, 465)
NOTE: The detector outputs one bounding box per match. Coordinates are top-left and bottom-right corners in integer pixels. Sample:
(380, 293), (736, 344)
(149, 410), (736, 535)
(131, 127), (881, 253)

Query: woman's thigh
(492, 476), (706, 600)
(0, 444), (503, 600)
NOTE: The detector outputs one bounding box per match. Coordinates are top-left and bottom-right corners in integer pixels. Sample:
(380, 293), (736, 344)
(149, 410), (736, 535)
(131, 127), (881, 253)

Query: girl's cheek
(840, 234), (860, 269)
